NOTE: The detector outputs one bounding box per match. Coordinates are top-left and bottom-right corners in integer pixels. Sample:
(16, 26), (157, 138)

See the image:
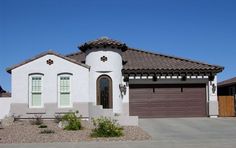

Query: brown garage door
(129, 84), (207, 118)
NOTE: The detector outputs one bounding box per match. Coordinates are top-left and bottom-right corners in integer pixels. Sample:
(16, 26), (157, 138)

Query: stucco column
(208, 76), (219, 118)
(121, 79), (129, 116)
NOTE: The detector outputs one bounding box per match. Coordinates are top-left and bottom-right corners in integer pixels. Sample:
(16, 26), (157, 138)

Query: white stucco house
(0, 37), (223, 125)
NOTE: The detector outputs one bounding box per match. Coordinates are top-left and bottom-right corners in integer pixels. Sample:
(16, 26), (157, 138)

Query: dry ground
(0, 120), (151, 144)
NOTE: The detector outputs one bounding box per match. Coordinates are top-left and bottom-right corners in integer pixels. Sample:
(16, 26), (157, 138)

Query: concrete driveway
(1, 118), (236, 148)
(140, 118), (236, 141)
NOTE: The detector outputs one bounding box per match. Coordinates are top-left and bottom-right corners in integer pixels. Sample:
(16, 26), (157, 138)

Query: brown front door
(129, 84), (207, 118)
(97, 75), (113, 108)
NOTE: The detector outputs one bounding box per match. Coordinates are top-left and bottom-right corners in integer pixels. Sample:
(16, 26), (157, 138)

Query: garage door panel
(129, 84), (207, 118)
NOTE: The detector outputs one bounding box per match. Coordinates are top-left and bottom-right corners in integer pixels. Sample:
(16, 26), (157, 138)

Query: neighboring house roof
(0, 85), (6, 93)
(79, 37), (128, 52)
(0, 92), (11, 97)
(0, 85), (11, 97)
(67, 48), (223, 75)
(218, 77), (236, 87)
(6, 50), (90, 73)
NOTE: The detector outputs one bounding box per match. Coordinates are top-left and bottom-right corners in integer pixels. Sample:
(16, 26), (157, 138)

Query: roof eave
(6, 50), (90, 74)
(122, 68), (223, 75)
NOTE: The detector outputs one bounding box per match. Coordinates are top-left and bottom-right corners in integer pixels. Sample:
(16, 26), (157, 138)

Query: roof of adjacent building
(79, 37), (128, 52)
(0, 85), (6, 93)
(218, 77), (236, 87)
(0, 92), (11, 97)
(6, 50), (90, 73)
(0, 85), (11, 97)
(67, 47), (223, 74)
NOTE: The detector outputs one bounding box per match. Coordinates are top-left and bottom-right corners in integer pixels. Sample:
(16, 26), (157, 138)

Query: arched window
(29, 73), (44, 108)
(58, 73), (72, 108)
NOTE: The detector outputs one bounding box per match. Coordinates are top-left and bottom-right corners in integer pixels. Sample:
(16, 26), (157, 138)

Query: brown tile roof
(218, 77), (236, 87)
(0, 86), (11, 97)
(79, 37), (128, 52)
(6, 50), (90, 73)
(0, 92), (11, 97)
(66, 48), (223, 73)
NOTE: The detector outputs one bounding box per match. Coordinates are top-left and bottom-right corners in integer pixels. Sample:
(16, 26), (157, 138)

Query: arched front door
(97, 75), (113, 109)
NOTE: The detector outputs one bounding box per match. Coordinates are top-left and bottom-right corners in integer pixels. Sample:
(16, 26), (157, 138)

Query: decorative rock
(1, 116), (14, 127)
(58, 121), (68, 129)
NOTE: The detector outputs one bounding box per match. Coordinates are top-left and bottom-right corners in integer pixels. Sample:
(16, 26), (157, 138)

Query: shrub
(38, 124), (47, 128)
(40, 129), (55, 134)
(62, 111), (82, 130)
(11, 114), (21, 122)
(91, 117), (123, 137)
(30, 115), (43, 125)
(54, 114), (62, 123)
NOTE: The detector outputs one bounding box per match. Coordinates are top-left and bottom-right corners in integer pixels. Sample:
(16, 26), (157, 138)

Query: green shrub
(62, 111), (82, 130)
(40, 129), (55, 134)
(91, 117), (123, 137)
(38, 124), (47, 128)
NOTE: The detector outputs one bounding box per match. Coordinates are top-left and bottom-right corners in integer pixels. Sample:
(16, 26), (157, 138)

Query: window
(29, 74), (43, 108)
(58, 75), (71, 107)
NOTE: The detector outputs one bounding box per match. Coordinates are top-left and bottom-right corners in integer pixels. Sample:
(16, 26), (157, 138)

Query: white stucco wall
(0, 97), (12, 119)
(208, 76), (219, 117)
(11, 54), (90, 106)
(85, 48), (123, 113)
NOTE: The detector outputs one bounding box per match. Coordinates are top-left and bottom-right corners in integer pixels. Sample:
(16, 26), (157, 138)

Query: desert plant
(38, 124), (47, 128)
(54, 114), (62, 123)
(11, 114), (21, 122)
(91, 117), (123, 137)
(40, 129), (55, 134)
(30, 115), (43, 125)
(62, 111), (82, 130)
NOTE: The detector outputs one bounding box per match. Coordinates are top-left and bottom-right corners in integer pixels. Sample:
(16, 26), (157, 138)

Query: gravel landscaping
(0, 120), (151, 144)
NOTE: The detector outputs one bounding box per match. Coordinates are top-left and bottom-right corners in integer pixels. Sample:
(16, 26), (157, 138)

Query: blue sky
(0, 0), (236, 91)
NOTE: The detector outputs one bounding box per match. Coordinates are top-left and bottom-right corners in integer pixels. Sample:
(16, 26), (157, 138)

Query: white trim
(141, 76), (147, 79)
(57, 73), (73, 108)
(29, 74), (44, 108)
(135, 76), (141, 79)
(148, 76), (153, 79)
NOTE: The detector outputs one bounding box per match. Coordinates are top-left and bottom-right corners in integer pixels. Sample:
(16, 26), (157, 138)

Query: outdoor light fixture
(119, 84), (127, 95)
(212, 83), (216, 94)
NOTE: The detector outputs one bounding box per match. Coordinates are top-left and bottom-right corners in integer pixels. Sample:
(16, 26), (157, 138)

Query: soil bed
(0, 120), (151, 144)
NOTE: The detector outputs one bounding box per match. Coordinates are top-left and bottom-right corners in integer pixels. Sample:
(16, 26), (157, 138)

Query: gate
(218, 96), (235, 117)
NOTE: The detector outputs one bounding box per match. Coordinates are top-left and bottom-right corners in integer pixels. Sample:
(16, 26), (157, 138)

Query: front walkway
(1, 118), (236, 148)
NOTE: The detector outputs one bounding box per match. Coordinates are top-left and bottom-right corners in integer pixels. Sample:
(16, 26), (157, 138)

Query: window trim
(57, 74), (72, 108)
(29, 74), (44, 108)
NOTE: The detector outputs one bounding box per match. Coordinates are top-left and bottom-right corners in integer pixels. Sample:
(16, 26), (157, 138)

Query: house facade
(0, 37), (223, 124)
